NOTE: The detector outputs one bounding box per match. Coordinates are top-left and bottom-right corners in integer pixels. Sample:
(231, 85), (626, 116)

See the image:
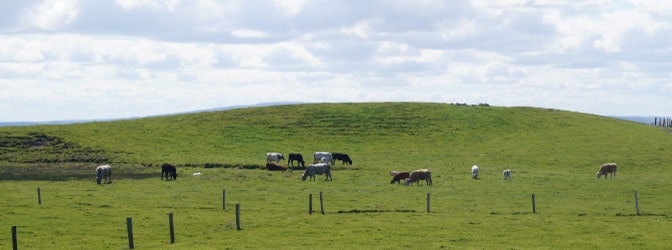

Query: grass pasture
(1, 102), (672, 249)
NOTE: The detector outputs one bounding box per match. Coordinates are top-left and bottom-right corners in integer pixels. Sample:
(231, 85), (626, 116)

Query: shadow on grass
(615, 213), (668, 217)
(0, 164), (161, 181)
(336, 209), (417, 213)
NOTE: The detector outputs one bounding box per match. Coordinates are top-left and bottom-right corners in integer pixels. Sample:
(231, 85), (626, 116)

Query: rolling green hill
(1, 102), (671, 175)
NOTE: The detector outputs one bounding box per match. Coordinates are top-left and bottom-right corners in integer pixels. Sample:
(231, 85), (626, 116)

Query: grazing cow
(332, 152), (353, 165)
(288, 153), (305, 168)
(313, 152), (335, 165)
(596, 163), (617, 179)
(266, 163), (287, 171)
(95, 164), (112, 184)
(161, 163), (178, 180)
(266, 152), (285, 163)
(390, 171), (410, 184)
(302, 163), (332, 181)
(405, 169), (432, 186)
(471, 165), (479, 179)
(503, 169), (511, 180)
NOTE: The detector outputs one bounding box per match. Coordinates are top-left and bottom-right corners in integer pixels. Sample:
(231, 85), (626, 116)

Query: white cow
(471, 165), (479, 179)
(266, 152), (285, 163)
(313, 152), (334, 165)
(503, 169), (511, 180)
(302, 163), (332, 181)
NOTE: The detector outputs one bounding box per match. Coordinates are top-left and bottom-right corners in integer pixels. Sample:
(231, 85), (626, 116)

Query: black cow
(288, 153), (305, 168)
(161, 163), (178, 180)
(332, 152), (352, 165)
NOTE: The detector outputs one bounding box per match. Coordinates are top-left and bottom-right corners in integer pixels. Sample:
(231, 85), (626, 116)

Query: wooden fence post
(308, 193), (313, 214)
(532, 194), (536, 214)
(633, 191), (640, 216)
(168, 213), (175, 244)
(11, 226), (18, 250)
(222, 189), (226, 210)
(319, 192), (324, 215)
(235, 203), (241, 230)
(127, 217), (134, 249)
(37, 187), (41, 205)
(426, 192), (431, 213)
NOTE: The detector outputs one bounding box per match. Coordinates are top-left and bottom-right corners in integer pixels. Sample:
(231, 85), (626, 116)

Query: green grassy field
(1, 102), (672, 249)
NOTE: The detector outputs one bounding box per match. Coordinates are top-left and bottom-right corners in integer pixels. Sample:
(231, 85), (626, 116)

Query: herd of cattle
(94, 151), (618, 185)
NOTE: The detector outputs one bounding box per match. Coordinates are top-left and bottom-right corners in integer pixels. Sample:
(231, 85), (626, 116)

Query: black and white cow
(266, 152), (285, 163)
(503, 169), (511, 180)
(313, 152), (334, 165)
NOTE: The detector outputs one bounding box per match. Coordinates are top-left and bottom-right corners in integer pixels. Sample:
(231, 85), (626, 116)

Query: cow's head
(96, 169), (102, 184)
(301, 174), (307, 181)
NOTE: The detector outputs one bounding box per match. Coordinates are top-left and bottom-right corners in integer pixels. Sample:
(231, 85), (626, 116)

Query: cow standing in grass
(314, 152), (334, 165)
(596, 163), (617, 179)
(161, 163), (178, 180)
(332, 152), (353, 165)
(503, 169), (511, 180)
(405, 169), (432, 186)
(471, 165), (479, 179)
(390, 171), (410, 184)
(266, 152), (285, 163)
(96, 164), (112, 184)
(288, 153), (305, 168)
(302, 163), (332, 181)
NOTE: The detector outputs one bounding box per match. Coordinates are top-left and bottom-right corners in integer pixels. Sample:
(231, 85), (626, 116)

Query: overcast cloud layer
(1, 0), (671, 122)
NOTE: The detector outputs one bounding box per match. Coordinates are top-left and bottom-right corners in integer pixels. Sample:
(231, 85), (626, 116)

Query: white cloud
(115, 0), (181, 11)
(231, 29), (268, 39)
(2, 0), (672, 121)
(272, 0), (306, 16)
(21, 0), (80, 31)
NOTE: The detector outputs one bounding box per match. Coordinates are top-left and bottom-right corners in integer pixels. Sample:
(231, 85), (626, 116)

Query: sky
(1, 0), (671, 122)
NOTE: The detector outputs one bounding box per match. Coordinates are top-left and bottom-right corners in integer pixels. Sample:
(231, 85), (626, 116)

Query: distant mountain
(0, 102), (303, 127)
(613, 116), (655, 124)
(0, 120), (93, 127)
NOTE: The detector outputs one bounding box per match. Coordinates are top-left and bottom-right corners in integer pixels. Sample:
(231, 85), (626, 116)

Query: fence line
(653, 117), (672, 127)
(11, 188), (653, 248)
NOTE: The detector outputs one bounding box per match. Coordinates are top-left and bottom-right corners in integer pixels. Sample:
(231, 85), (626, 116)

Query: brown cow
(596, 163), (617, 179)
(390, 171), (410, 184)
(266, 163), (287, 171)
(405, 169), (432, 186)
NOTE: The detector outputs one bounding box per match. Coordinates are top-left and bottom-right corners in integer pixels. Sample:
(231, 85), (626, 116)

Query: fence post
(37, 187), (41, 205)
(319, 192), (324, 215)
(633, 191), (640, 216)
(426, 192), (431, 213)
(308, 193), (313, 214)
(11, 226), (18, 250)
(222, 189), (226, 210)
(532, 194), (536, 214)
(127, 217), (134, 249)
(235, 203), (241, 230)
(168, 213), (175, 244)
